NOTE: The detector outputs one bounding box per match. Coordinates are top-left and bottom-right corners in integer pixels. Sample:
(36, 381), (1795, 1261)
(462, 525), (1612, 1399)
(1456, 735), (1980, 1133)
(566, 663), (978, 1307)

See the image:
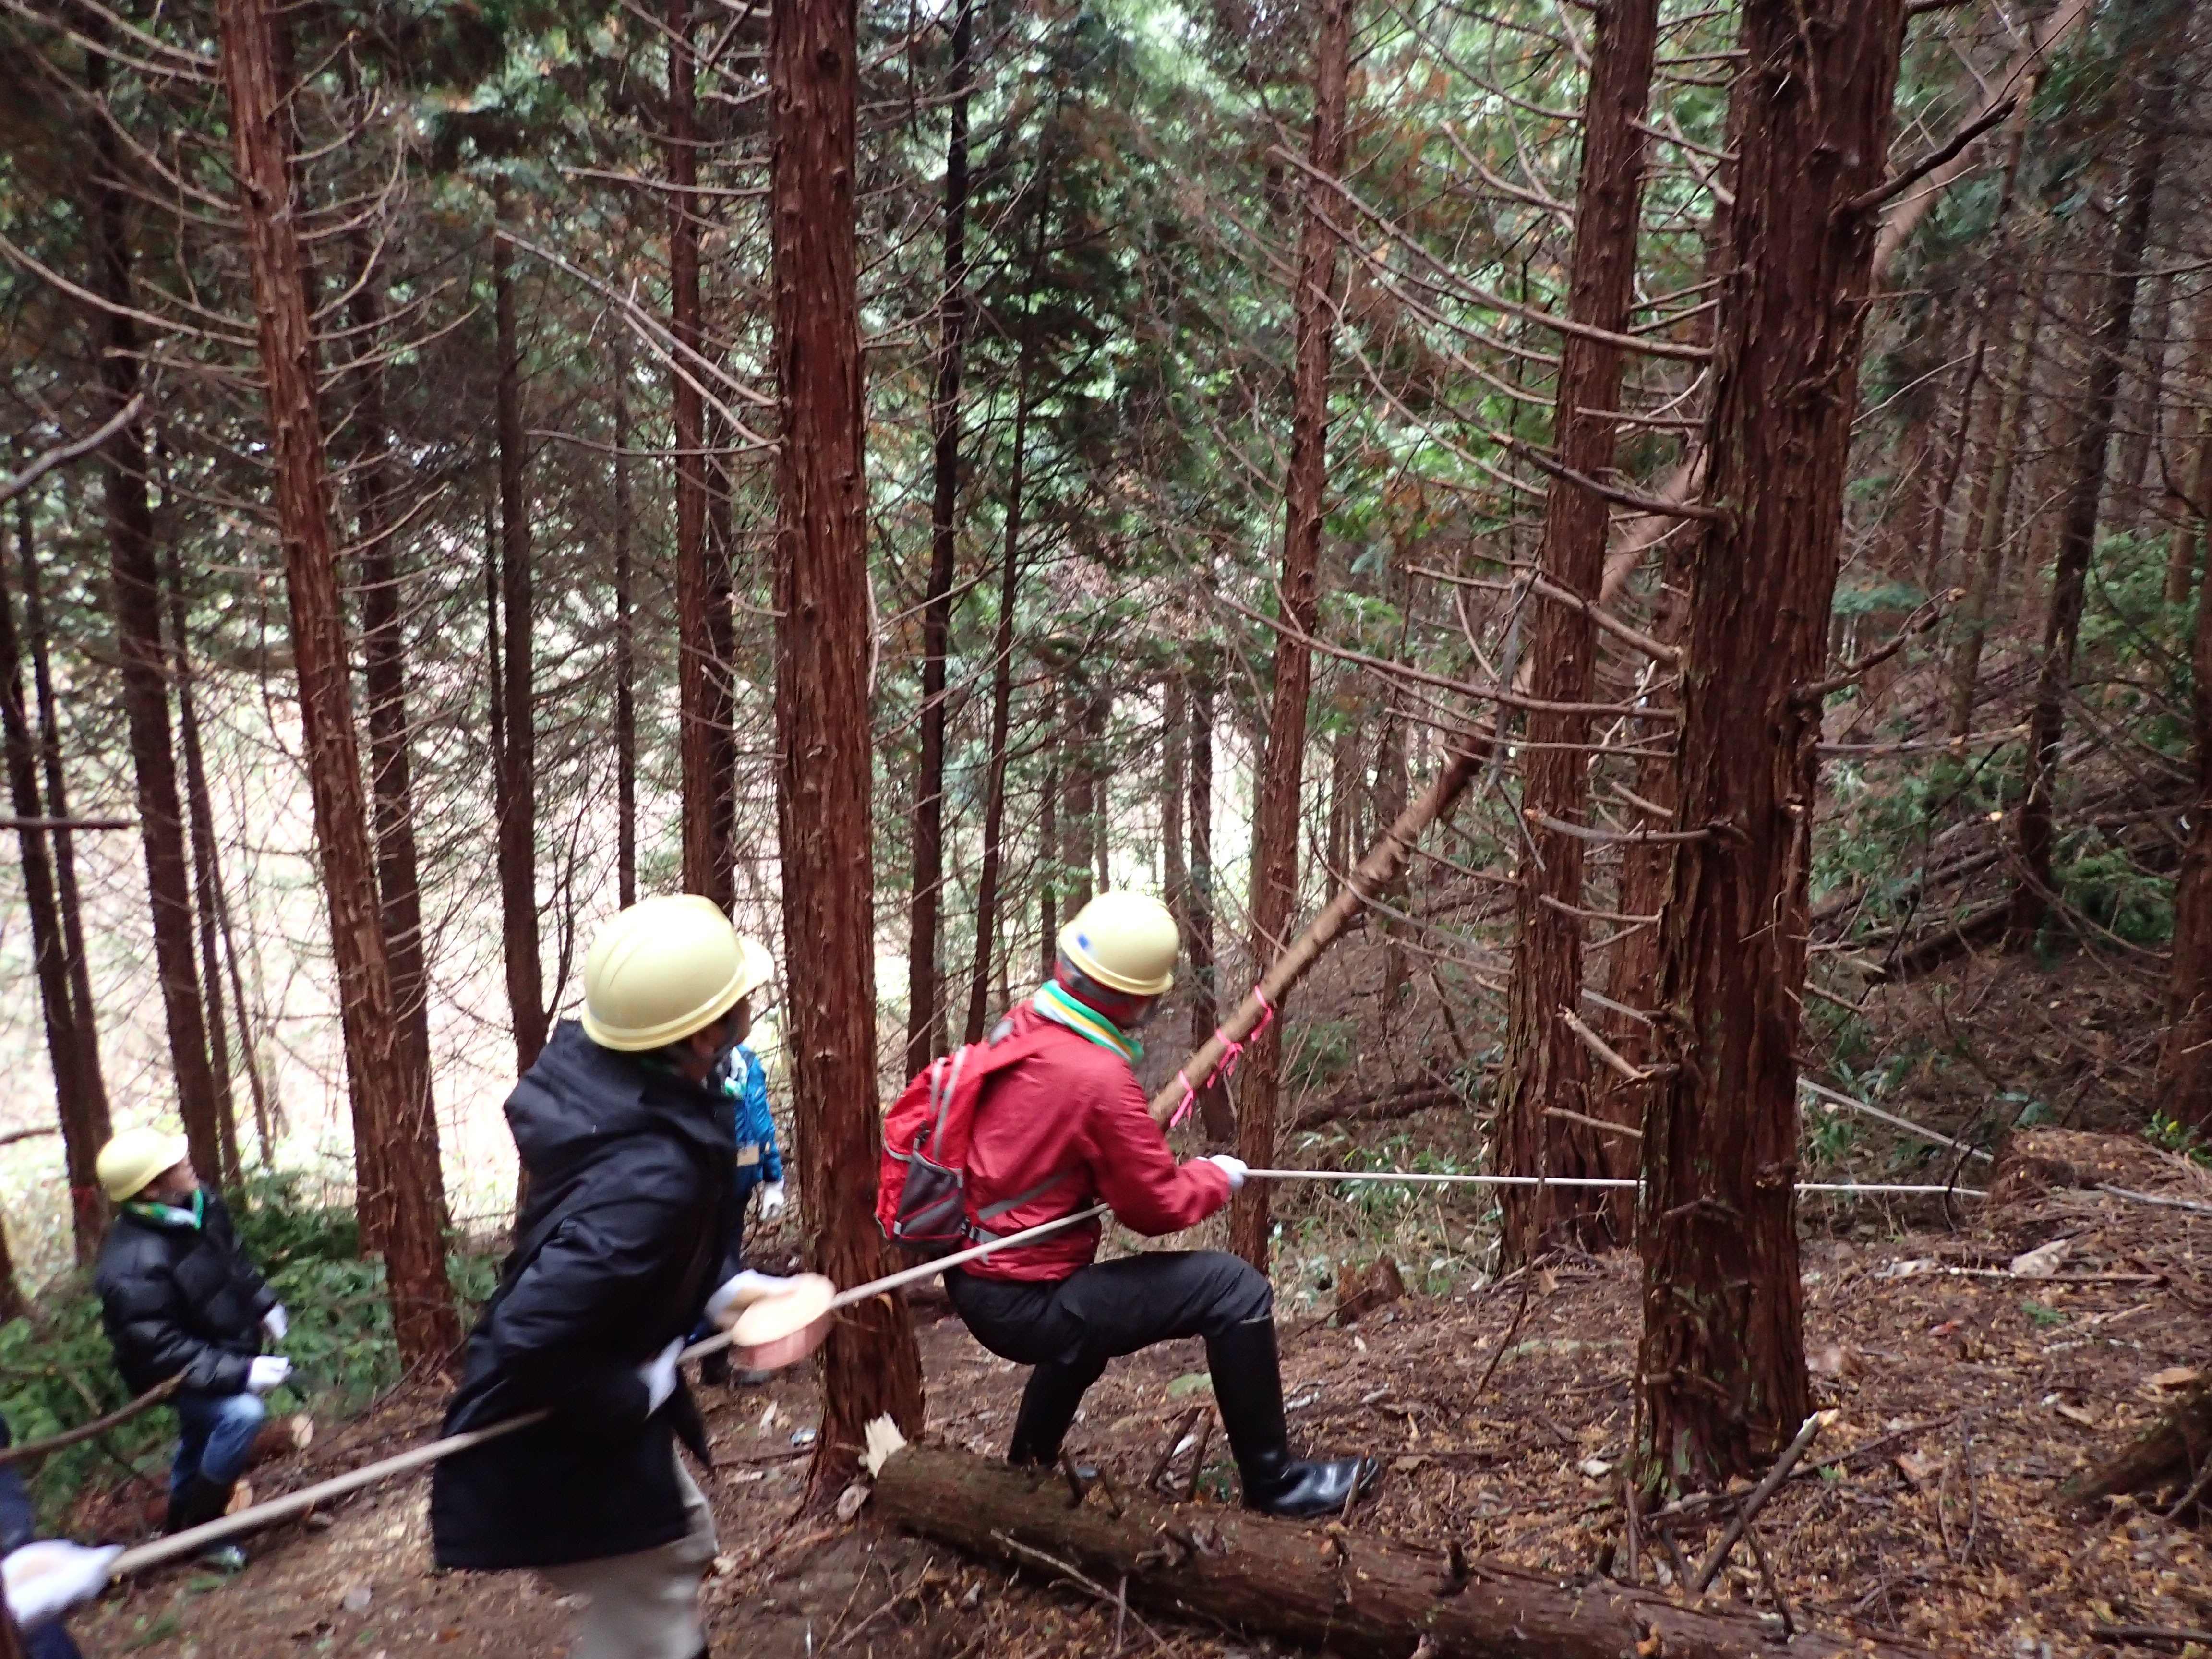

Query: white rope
(1245, 1168), (1986, 1197)
(112, 1204), (1113, 1576)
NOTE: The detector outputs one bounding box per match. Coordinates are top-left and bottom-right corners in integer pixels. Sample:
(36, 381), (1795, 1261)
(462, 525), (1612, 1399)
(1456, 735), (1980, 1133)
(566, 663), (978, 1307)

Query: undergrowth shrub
(0, 1174), (496, 1529)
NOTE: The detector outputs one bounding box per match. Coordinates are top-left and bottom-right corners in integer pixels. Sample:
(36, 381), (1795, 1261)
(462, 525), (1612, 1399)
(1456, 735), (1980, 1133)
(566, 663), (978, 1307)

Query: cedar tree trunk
(1233, 0), (1351, 1269)
(669, 0), (737, 910)
(614, 337), (638, 907)
(2009, 59), (2180, 942)
(1635, 0), (1906, 1491)
(963, 371), (1028, 1045)
(216, 0), (458, 1364)
(1186, 655), (1233, 1143)
(85, 41), (220, 1184)
(1494, 0), (1659, 1264)
(771, 0), (926, 1481)
(906, 0), (976, 1074)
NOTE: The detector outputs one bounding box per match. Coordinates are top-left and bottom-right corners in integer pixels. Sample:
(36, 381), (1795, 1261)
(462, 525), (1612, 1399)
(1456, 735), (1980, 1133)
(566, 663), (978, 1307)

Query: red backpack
(877, 1025), (1068, 1257)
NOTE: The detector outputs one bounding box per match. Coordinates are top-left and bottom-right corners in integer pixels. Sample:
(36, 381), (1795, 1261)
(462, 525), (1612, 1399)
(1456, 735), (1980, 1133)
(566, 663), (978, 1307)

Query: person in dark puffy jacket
(431, 895), (789, 1659)
(92, 1130), (291, 1570)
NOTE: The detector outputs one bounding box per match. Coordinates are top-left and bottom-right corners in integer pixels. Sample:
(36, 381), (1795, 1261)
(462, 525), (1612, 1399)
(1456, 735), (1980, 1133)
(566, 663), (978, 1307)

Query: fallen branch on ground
(0, 1378), (180, 1469)
(876, 1442), (1926, 1659)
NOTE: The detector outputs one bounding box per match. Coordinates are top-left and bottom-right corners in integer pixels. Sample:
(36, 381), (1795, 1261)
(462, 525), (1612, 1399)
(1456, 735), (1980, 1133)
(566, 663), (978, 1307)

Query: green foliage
(2145, 1112), (2212, 1167)
(2020, 1298), (2066, 1330)
(2054, 837), (2174, 947)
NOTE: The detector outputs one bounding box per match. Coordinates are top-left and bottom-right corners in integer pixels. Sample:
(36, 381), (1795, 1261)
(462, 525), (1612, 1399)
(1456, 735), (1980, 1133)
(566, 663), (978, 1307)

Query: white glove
(3, 1541), (124, 1631)
(637, 1335), (685, 1415)
(263, 1304), (289, 1343)
(246, 1355), (292, 1395)
(1206, 1154), (1249, 1192)
(757, 1181), (787, 1221)
(704, 1270), (790, 1331)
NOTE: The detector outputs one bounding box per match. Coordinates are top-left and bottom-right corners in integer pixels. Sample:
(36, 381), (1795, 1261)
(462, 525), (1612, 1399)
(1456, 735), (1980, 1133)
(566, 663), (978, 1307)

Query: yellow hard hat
(581, 895), (776, 1052)
(1058, 892), (1179, 997)
(96, 1127), (191, 1203)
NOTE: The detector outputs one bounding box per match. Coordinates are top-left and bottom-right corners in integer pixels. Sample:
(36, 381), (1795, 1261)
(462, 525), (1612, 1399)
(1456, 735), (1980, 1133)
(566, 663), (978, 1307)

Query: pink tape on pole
(1168, 988), (1276, 1129)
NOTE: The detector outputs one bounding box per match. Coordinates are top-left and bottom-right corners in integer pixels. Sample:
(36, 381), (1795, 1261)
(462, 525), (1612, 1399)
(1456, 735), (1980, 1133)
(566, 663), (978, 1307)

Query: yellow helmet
(1058, 892), (1179, 997)
(96, 1127), (191, 1203)
(581, 895), (776, 1052)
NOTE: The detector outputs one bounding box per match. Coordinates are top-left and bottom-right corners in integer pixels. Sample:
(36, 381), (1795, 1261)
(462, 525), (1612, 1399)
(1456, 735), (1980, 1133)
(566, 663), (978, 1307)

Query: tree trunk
(1040, 688), (1059, 981)
(963, 375), (1029, 1046)
(348, 239), (442, 1226)
(84, 39), (221, 1187)
(2009, 56), (2181, 944)
(1163, 669), (1188, 926)
(1061, 685), (1098, 917)
(2163, 283), (2212, 606)
(0, 1207), (22, 1325)
(491, 210), (546, 1075)
(164, 543), (242, 1187)
(614, 337), (638, 908)
(1185, 656), (1233, 1143)
(1494, 0), (1659, 1265)
(1233, 0), (1352, 1271)
(669, 0), (736, 912)
(2157, 415), (2212, 1131)
(0, 503), (106, 1259)
(2116, 268), (2175, 522)
(771, 0), (926, 1484)
(20, 502), (109, 1176)
(216, 0), (458, 1365)
(1948, 255), (2048, 739)
(1635, 0), (1906, 1493)
(907, 0), (977, 1075)
(877, 1444), (1912, 1659)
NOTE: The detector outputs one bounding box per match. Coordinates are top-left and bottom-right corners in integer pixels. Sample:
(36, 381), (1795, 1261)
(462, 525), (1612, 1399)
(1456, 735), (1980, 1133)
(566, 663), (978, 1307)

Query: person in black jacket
(92, 1130), (292, 1571)
(431, 895), (789, 1659)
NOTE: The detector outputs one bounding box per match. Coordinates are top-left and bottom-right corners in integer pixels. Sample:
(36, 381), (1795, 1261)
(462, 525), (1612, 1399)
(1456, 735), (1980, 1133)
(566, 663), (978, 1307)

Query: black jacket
(430, 1020), (737, 1571)
(93, 1191), (276, 1397)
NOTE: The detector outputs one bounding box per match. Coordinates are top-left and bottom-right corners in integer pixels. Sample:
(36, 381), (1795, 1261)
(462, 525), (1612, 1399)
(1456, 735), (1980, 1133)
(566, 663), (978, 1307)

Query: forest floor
(64, 1116), (2212, 1659)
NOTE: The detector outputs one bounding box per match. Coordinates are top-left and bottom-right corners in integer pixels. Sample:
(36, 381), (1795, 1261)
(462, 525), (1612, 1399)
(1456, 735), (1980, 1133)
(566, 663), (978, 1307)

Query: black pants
(947, 1250), (1273, 1390)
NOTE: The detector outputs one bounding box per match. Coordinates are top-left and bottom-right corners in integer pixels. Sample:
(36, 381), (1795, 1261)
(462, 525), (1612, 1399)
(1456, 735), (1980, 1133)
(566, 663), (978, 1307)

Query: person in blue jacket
(1, 1414), (119, 1659)
(697, 1041), (787, 1389)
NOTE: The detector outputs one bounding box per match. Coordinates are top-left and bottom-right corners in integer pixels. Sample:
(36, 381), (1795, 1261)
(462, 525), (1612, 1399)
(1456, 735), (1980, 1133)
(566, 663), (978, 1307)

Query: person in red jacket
(945, 892), (1379, 1519)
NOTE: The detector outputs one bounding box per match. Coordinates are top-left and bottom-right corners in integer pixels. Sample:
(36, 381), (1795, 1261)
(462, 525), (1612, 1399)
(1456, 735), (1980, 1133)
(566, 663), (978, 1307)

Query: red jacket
(960, 1005), (1233, 1281)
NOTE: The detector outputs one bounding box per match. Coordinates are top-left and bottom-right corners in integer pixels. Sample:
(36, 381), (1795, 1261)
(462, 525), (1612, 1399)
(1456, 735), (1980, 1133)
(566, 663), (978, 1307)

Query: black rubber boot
(167, 1476), (247, 1569)
(1207, 1317), (1381, 1519)
(1007, 1358), (1103, 1468)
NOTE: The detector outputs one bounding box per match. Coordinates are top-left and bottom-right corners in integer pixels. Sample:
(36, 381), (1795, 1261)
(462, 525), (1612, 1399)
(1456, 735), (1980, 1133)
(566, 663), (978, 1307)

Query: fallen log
(2062, 1380), (2212, 1514)
(875, 1443), (1926, 1659)
(1289, 1082), (1463, 1132)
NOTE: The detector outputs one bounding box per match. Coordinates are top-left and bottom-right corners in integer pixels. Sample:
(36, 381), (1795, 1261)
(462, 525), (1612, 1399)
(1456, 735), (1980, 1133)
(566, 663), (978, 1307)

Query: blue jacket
(723, 1044), (783, 1185)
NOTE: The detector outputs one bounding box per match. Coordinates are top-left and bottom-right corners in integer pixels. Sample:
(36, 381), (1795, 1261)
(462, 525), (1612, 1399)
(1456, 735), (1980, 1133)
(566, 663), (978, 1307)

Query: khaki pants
(543, 1454), (718, 1659)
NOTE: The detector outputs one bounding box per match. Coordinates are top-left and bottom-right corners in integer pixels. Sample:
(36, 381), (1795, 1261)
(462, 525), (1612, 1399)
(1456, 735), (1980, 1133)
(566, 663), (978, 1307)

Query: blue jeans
(172, 1390), (265, 1496)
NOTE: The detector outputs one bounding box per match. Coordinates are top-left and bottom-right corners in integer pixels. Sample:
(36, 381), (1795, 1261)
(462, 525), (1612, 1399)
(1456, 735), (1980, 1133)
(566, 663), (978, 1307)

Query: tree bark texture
(1635, 0), (1906, 1492)
(876, 1443), (1917, 1659)
(0, 1209), (21, 1328)
(0, 505), (107, 1259)
(906, 0), (976, 1076)
(669, 0), (737, 913)
(963, 376), (1028, 1046)
(1233, 0), (1352, 1271)
(1948, 255), (2046, 740)
(1060, 685), (1102, 918)
(770, 0), (926, 1481)
(86, 40), (221, 1186)
(20, 505), (108, 1171)
(2158, 447), (2212, 1130)
(614, 338), (638, 908)
(346, 246), (437, 1209)
(1184, 657), (1234, 1143)
(216, 0), (458, 1365)
(1495, 0), (1659, 1264)
(165, 546), (242, 1187)
(2008, 60), (2180, 944)
(491, 216), (547, 1076)
(2162, 281), (2212, 606)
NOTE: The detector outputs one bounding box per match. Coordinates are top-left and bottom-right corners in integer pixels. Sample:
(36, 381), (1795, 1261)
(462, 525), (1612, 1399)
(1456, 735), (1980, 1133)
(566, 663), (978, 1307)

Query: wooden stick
(1562, 1008), (1653, 1085)
(1143, 1407), (1203, 1494)
(1691, 1411), (1836, 1593)
(1545, 1106), (1643, 1142)
(1148, 721), (1496, 1124)
(0, 1378), (179, 1468)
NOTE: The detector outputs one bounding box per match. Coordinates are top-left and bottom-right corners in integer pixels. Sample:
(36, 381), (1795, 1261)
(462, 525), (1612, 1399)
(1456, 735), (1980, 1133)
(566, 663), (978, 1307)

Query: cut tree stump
(875, 1443), (1927, 1659)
